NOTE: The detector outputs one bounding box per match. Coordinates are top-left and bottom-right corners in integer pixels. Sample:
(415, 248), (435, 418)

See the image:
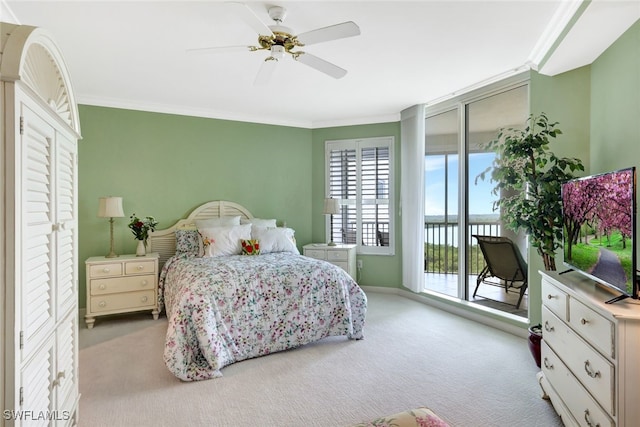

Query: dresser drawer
(89, 263), (123, 278)
(541, 341), (614, 427)
(90, 290), (156, 313)
(125, 259), (156, 275)
(542, 279), (568, 320)
(569, 298), (615, 359)
(331, 261), (349, 272)
(327, 250), (348, 262)
(90, 275), (156, 295)
(543, 307), (615, 414)
(304, 249), (326, 260)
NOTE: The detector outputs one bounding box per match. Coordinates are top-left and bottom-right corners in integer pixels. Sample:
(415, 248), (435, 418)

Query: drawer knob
(141, 296), (148, 303)
(102, 268), (110, 273)
(141, 280), (148, 286)
(580, 318), (589, 325)
(546, 294), (556, 300)
(137, 265), (144, 270)
(584, 409), (600, 427)
(543, 357), (553, 370)
(584, 360), (601, 378)
(99, 284), (106, 290)
(544, 321), (555, 333)
(98, 301), (106, 308)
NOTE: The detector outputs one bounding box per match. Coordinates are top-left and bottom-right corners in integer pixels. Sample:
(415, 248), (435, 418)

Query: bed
(149, 200), (367, 381)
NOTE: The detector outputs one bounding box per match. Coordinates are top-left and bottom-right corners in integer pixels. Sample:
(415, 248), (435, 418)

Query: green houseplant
(477, 113), (584, 271)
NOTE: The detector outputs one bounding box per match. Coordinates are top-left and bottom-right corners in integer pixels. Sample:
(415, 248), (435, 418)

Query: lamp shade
(98, 196), (125, 218)
(323, 198), (340, 215)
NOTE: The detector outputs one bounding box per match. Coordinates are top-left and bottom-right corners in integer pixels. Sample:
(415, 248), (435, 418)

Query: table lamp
(323, 197), (341, 246)
(98, 196), (125, 258)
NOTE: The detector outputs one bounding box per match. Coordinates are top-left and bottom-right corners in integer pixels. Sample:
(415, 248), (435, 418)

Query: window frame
(325, 136), (395, 255)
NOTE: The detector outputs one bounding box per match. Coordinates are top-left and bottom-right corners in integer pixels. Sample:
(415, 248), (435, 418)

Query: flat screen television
(561, 167), (637, 303)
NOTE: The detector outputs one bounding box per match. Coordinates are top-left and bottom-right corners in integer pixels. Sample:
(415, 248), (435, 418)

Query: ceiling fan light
(271, 45), (285, 60)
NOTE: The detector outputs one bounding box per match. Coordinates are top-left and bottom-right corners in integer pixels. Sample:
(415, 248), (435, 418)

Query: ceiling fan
(188, 2), (361, 85)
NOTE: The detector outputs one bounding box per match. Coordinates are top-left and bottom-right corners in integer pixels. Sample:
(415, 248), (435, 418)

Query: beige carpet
(78, 292), (561, 427)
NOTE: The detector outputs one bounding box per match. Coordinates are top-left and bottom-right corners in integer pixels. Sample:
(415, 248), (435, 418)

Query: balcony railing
(333, 220), (501, 276)
(425, 221), (501, 275)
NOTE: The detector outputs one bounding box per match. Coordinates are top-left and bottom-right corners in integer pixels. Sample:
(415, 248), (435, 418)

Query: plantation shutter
(326, 137), (394, 255)
(328, 146), (357, 244)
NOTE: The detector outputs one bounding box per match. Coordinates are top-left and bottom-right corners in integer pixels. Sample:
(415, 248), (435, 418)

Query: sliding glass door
(423, 82), (529, 316)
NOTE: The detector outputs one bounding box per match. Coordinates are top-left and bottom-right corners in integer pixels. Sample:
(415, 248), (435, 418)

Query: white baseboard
(361, 285), (529, 338)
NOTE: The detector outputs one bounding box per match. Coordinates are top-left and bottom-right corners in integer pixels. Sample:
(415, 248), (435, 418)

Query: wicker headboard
(148, 200), (254, 268)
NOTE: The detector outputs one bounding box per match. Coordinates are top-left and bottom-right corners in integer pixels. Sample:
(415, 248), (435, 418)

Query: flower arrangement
(128, 214), (158, 246)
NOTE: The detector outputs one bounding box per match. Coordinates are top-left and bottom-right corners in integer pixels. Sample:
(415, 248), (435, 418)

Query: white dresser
(538, 271), (640, 427)
(85, 253), (160, 328)
(303, 244), (357, 280)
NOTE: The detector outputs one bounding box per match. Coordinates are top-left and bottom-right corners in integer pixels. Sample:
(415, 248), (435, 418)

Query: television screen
(562, 167), (637, 303)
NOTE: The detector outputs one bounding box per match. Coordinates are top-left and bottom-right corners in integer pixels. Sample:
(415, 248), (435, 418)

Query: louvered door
(55, 133), (77, 321)
(20, 103), (56, 360)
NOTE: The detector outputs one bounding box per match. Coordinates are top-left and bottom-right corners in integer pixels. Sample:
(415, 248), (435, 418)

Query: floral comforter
(159, 252), (367, 381)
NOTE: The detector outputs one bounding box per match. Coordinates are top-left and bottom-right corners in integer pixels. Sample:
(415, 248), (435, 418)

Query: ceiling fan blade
(186, 45), (253, 55)
(294, 53), (347, 79)
(296, 21), (360, 46)
(254, 58), (278, 86)
(226, 2), (274, 36)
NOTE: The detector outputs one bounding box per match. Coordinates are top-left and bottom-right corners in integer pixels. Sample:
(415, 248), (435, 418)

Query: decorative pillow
(175, 229), (202, 256)
(198, 224), (252, 257)
(240, 217), (278, 228)
(241, 239), (260, 255)
(251, 227), (299, 254)
(351, 407), (450, 427)
(194, 216), (241, 229)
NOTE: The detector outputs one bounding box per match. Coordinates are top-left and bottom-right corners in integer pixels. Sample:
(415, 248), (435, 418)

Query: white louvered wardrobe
(1, 23), (82, 426)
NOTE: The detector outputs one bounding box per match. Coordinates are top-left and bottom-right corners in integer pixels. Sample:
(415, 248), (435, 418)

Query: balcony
(424, 219), (528, 317)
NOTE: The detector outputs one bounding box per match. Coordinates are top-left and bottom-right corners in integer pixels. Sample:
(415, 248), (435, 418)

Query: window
(325, 137), (394, 255)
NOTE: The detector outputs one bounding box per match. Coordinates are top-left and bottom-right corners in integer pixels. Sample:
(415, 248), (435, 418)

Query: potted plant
(477, 113), (584, 271)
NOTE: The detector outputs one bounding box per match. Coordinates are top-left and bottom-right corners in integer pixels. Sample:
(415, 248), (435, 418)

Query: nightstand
(85, 253), (159, 329)
(303, 243), (357, 280)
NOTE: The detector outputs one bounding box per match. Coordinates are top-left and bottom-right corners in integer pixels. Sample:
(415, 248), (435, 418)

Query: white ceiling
(2, 1), (639, 129)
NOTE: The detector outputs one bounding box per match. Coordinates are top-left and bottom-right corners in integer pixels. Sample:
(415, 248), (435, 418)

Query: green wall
(78, 106), (314, 308)
(311, 123), (403, 289)
(590, 19), (640, 173)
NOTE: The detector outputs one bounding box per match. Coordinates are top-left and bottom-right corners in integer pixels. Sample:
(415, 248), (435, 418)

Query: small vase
(136, 240), (146, 257)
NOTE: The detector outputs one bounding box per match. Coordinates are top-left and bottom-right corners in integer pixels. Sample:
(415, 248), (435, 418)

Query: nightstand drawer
(91, 275), (156, 295)
(89, 263), (123, 278)
(304, 249), (326, 260)
(90, 290), (156, 313)
(327, 250), (348, 262)
(332, 261), (349, 272)
(125, 260), (156, 275)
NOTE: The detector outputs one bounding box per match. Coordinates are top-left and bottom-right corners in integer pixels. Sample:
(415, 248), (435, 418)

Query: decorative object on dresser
(323, 197), (341, 246)
(1, 23), (82, 425)
(85, 253), (160, 329)
(303, 243), (357, 280)
(538, 270), (640, 427)
(128, 213), (159, 257)
(98, 196), (125, 258)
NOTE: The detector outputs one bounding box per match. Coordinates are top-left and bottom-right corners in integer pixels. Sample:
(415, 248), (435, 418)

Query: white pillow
(240, 217), (277, 228)
(199, 224), (252, 256)
(195, 216), (241, 229)
(252, 227), (299, 254)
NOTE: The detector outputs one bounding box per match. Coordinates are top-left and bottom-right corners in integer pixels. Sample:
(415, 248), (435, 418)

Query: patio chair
(472, 235), (528, 309)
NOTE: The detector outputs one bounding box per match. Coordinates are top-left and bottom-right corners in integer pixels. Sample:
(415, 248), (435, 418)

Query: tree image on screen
(563, 169), (634, 294)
